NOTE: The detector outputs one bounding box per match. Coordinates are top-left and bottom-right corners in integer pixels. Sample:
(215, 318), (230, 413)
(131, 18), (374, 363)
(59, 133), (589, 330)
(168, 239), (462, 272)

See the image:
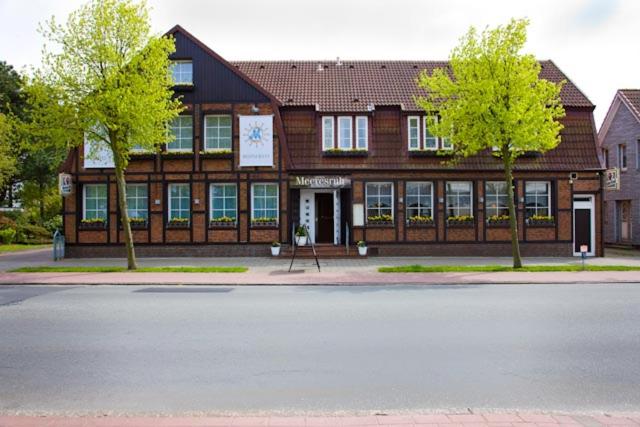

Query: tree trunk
(112, 154), (137, 270)
(502, 148), (523, 269)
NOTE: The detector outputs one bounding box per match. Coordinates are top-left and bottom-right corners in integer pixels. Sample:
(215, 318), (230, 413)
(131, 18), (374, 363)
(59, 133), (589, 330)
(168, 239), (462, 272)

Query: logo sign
(605, 168), (620, 191)
(59, 173), (73, 197)
(580, 245), (589, 253)
(290, 176), (351, 189)
(239, 115), (273, 167)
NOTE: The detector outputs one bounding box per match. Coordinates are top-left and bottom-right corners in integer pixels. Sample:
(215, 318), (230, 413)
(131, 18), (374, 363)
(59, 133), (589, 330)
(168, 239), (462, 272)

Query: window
(210, 184), (237, 221)
(170, 60), (193, 85)
(252, 183), (278, 221)
(406, 182), (433, 219)
(602, 148), (609, 169)
(525, 181), (551, 218)
(366, 183), (393, 220)
(168, 116), (193, 151)
(322, 117), (334, 150)
(618, 144), (627, 170)
(446, 181), (473, 218)
(83, 184), (107, 220)
(168, 183), (190, 221)
(204, 115), (232, 151)
(356, 116), (368, 149)
(408, 116), (420, 150)
(126, 184), (148, 220)
(338, 116), (352, 149)
(423, 116), (438, 150)
(485, 181), (509, 217)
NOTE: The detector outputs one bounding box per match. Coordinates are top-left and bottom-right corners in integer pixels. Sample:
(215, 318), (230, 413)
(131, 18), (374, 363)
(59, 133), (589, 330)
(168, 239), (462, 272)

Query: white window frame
(126, 183), (148, 220)
(423, 116), (438, 151)
(82, 184), (108, 220)
(407, 116), (420, 151)
(209, 183), (237, 221)
(338, 116), (353, 150)
(525, 181), (551, 218)
(445, 181), (473, 218)
(168, 183), (190, 221)
(618, 144), (627, 170)
(485, 181), (509, 217)
(365, 182), (394, 221)
(203, 114), (232, 151)
(251, 183), (279, 222)
(405, 182), (434, 219)
(170, 60), (193, 85)
(168, 115), (193, 152)
(322, 116), (335, 151)
(355, 116), (368, 150)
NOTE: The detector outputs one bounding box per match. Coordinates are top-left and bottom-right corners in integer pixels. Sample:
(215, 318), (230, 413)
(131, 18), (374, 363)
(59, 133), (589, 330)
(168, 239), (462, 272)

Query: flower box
(129, 151), (156, 160)
(129, 218), (148, 229)
(209, 217), (237, 228)
(79, 219), (107, 229)
(367, 215), (393, 227)
(526, 216), (555, 227)
(251, 218), (278, 228)
(446, 216), (474, 227)
(162, 151), (194, 160)
(409, 149), (454, 157)
(486, 215), (510, 227)
(407, 216), (435, 227)
(322, 149), (368, 157)
(200, 150), (233, 159)
(167, 218), (190, 229)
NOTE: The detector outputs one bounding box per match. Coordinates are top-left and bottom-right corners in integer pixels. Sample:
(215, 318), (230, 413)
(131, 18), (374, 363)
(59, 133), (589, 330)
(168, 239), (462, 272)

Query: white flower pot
(296, 235), (308, 246)
(271, 246), (281, 256)
(358, 246), (368, 256)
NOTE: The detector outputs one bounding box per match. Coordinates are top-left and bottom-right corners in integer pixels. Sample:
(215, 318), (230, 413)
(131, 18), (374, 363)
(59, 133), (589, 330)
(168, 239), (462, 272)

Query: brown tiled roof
(233, 60), (593, 112)
(619, 89), (640, 119)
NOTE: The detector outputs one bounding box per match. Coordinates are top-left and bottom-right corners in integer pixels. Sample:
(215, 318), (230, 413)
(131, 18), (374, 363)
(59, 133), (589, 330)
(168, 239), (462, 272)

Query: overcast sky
(1, 0), (638, 127)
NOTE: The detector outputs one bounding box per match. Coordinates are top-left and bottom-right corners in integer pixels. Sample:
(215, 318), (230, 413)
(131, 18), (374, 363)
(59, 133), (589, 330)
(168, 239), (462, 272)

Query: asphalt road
(1, 284), (639, 415)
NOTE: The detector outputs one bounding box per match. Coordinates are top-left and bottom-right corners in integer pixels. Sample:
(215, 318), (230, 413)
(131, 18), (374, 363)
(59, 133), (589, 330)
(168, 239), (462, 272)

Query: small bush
(16, 224), (52, 244)
(0, 215), (17, 230)
(0, 228), (16, 244)
(43, 215), (63, 233)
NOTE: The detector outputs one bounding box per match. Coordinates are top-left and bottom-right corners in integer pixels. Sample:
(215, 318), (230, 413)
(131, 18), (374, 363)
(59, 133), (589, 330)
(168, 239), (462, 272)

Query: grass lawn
(0, 244), (51, 253)
(378, 264), (640, 273)
(10, 266), (248, 273)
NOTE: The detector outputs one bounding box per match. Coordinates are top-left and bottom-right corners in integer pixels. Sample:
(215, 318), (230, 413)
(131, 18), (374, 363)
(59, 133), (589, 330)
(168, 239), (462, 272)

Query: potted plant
(271, 241), (281, 256)
(357, 240), (368, 256)
(295, 226), (308, 246)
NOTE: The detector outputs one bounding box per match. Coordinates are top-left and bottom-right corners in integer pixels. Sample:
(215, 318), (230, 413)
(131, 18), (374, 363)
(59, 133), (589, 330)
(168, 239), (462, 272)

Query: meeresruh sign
(290, 175), (351, 189)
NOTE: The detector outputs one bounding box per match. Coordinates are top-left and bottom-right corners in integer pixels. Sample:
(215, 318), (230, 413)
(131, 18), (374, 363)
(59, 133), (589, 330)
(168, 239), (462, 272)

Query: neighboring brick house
(598, 89), (640, 247)
(60, 25), (604, 257)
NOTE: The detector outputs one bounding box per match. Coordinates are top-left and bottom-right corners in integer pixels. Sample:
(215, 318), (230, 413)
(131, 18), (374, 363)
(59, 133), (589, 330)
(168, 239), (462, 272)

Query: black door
(315, 193), (334, 243)
(574, 208), (591, 253)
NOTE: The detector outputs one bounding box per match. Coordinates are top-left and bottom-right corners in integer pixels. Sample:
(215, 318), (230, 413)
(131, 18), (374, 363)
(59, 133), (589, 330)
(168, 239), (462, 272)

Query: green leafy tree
(416, 18), (565, 268)
(0, 61), (24, 207)
(0, 113), (17, 189)
(27, 0), (182, 269)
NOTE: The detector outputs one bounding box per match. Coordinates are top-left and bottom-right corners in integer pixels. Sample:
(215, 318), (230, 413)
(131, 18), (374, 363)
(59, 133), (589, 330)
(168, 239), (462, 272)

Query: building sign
(58, 173), (73, 197)
(290, 175), (351, 189)
(605, 168), (620, 191)
(239, 115), (273, 167)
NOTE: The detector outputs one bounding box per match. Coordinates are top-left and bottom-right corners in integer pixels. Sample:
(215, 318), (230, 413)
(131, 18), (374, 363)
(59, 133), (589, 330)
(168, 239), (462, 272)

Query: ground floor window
(83, 184), (107, 220)
(126, 184), (148, 220)
(168, 183), (190, 221)
(366, 182), (393, 221)
(446, 181), (473, 218)
(525, 181), (551, 218)
(210, 183), (237, 221)
(406, 182), (433, 220)
(485, 181), (509, 217)
(251, 183), (278, 222)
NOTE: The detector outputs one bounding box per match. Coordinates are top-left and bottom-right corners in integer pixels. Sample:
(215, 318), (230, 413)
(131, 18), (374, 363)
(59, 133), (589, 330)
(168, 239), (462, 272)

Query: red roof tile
(619, 89), (640, 119)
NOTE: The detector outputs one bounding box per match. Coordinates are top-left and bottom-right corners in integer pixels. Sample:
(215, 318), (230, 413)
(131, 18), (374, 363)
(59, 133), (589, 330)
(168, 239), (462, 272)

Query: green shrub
(43, 215), (63, 233)
(0, 228), (16, 244)
(15, 223), (52, 244)
(0, 215), (17, 230)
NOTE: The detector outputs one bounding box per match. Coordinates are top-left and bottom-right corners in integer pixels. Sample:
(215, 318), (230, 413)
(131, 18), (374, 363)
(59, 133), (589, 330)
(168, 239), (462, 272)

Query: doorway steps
(279, 244), (363, 258)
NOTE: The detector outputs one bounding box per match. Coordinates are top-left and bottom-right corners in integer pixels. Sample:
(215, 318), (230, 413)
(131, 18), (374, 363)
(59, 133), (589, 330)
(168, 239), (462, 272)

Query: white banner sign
(58, 173), (73, 197)
(605, 167), (620, 191)
(238, 115), (273, 167)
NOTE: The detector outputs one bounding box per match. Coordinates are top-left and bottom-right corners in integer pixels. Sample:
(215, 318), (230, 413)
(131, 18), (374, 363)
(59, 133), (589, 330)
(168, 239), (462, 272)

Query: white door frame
(572, 194), (595, 256)
(299, 189), (340, 245)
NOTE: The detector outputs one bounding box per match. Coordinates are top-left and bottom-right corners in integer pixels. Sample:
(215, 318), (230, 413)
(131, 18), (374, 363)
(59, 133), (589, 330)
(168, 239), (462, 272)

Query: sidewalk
(1, 413), (639, 427)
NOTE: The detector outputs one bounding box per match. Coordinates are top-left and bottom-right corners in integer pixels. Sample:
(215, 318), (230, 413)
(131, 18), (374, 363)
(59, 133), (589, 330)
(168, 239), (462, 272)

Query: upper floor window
(321, 115), (368, 151)
(618, 144), (627, 170)
(366, 182), (393, 221)
(83, 184), (107, 221)
(407, 115), (452, 151)
(204, 115), (232, 151)
(446, 181), (473, 218)
(406, 182), (433, 220)
(210, 183), (237, 221)
(525, 181), (551, 218)
(168, 116), (193, 152)
(602, 148), (609, 169)
(485, 181), (509, 217)
(170, 60), (193, 85)
(423, 116), (438, 150)
(126, 184), (148, 220)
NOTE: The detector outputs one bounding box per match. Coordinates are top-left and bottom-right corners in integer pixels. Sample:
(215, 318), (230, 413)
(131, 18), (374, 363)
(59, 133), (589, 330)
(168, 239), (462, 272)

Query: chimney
(317, 63), (324, 72)
(336, 57), (342, 66)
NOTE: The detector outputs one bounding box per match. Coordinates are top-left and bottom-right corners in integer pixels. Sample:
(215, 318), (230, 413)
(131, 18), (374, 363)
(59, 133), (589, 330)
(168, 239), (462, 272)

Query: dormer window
(170, 60), (193, 85)
(407, 115), (453, 151)
(321, 115), (368, 151)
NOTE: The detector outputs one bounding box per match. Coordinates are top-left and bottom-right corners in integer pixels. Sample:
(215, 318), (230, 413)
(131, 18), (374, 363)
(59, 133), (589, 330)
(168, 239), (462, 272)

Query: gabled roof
(233, 59), (593, 112)
(598, 89), (640, 145)
(619, 89), (640, 121)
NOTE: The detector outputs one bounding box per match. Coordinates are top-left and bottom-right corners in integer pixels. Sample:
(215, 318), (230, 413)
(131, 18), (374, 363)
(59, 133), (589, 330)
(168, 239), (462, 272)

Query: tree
(28, 0), (182, 269)
(0, 113), (17, 189)
(0, 61), (24, 207)
(416, 18), (565, 268)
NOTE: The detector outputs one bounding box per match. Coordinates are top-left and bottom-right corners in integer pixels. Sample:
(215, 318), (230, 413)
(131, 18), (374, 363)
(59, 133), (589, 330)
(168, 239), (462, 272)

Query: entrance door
(573, 195), (595, 256)
(620, 200), (631, 242)
(315, 193), (334, 243)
